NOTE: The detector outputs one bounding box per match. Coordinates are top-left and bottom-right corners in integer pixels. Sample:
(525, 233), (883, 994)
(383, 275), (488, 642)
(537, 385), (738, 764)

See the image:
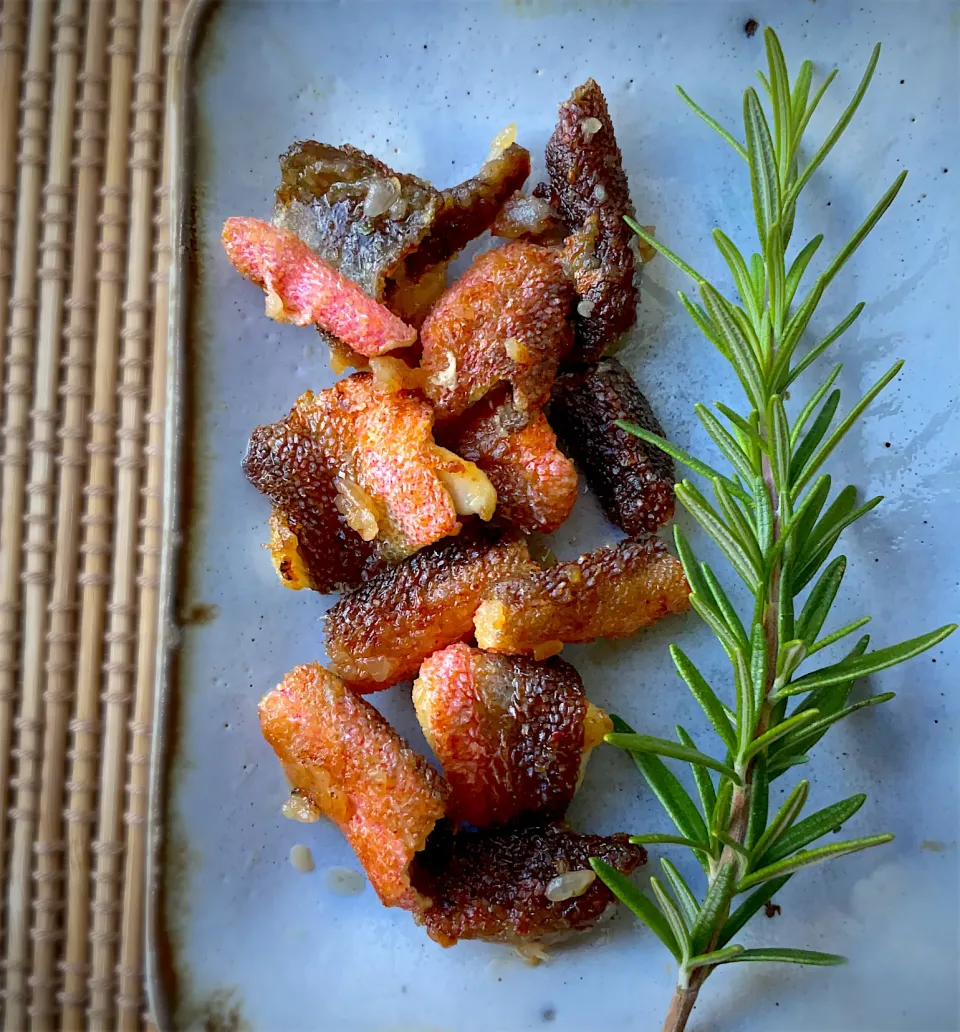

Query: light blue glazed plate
(149, 2), (959, 1029)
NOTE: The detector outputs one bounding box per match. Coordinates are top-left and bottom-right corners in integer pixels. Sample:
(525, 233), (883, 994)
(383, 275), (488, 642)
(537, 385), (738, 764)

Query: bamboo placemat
(0, 0), (183, 1027)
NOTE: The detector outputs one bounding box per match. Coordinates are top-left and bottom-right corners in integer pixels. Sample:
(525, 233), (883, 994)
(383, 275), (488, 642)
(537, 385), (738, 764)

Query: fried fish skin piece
(409, 822), (646, 946)
(550, 357), (675, 535)
(405, 143), (532, 278)
(413, 644), (611, 828)
(221, 217), (416, 355)
(325, 527), (537, 692)
(543, 78), (638, 360)
(474, 537), (690, 654)
(259, 664), (449, 910)
(442, 395), (578, 535)
(420, 241), (575, 423)
(244, 374), (463, 593)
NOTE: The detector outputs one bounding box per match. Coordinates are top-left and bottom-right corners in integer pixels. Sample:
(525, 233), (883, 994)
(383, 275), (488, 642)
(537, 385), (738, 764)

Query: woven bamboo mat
(0, 0), (183, 1027)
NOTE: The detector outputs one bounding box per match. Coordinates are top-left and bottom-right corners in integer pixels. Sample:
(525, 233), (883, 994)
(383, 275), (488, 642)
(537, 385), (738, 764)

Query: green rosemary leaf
(744, 88), (781, 250)
(741, 710), (821, 763)
(749, 251), (765, 301)
(792, 362), (904, 493)
(795, 556), (847, 644)
(711, 778), (734, 842)
(794, 483), (856, 559)
(616, 421), (752, 506)
(787, 474), (832, 556)
(779, 276), (826, 366)
(676, 481), (763, 591)
(784, 233), (823, 310)
(777, 694), (897, 758)
(790, 390), (841, 482)
(714, 481), (763, 569)
(750, 780), (810, 865)
(786, 633), (871, 725)
(785, 42), (882, 207)
(678, 290), (729, 356)
(696, 404), (758, 483)
(749, 623), (767, 712)
(756, 794), (867, 866)
(590, 859), (682, 962)
(793, 494), (883, 594)
(775, 640), (808, 685)
(767, 223), (786, 334)
(807, 615), (872, 656)
(733, 652), (755, 757)
(782, 303), (864, 389)
(678, 726), (718, 822)
(781, 624), (956, 695)
(700, 283), (765, 407)
(790, 59), (814, 127)
(713, 229), (759, 320)
(745, 753), (769, 853)
(764, 27), (793, 185)
(625, 217), (704, 282)
(673, 525), (709, 599)
(715, 402), (765, 451)
(768, 396), (792, 495)
(753, 475), (774, 556)
(794, 66), (838, 147)
(699, 564), (750, 650)
(716, 831), (750, 858)
(817, 171), (908, 289)
(718, 875), (792, 947)
(723, 948), (847, 966)
(675, 85), (748, 161)
(686, 944), (746, 971)
(606, 733), (742, 785)
(690, 861), (737, 955)
(738, 834), (894, 892)
(690, 593), (742, 655)
(650, 878), (693, 956)
(790, 365), (843, 446)
(660, 857), (702, 929)
(670, 646), (738, 752)
(610, 716), (712, 853)
(755, 69), (771, 97)
(630, 834), (711, 850)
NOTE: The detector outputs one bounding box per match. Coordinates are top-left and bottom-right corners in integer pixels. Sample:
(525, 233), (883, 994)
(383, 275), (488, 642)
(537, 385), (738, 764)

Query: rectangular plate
(149, 2), (960, 1030)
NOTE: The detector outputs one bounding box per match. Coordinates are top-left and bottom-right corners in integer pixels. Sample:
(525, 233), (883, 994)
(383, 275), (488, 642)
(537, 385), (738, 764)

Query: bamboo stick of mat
(0, 1), (53, 1003)
(116, 2), (186, 1026)
(87, 0), (164, 1026)
(60, 0), (138, 1026)
(1, 1), (84, 1026)
(27, 1), (110, 1026)
(0, 0), (26, 974)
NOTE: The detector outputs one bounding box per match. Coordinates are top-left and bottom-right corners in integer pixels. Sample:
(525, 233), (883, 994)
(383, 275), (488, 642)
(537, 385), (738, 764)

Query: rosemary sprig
(591, 28), (956, 1032)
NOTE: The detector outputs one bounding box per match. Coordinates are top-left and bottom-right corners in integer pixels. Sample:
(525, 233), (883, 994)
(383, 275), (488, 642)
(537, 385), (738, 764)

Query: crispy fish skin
(221, 217), (416, 355)
(414, 644), (611, 828)
(442, 397), (578, 535)
(410, 822), (646, 946)
(544, 79), (638, 359)
(244, 375), (461, 594)
(550, 357), (675, 535)
(474, 538), (690, 654)
(259, 664), (450, 910)
(325, 527), (538, 693)
(420, 241), (575, 422)
(273, 140), (442, 301)
(405, 143), (532, 277)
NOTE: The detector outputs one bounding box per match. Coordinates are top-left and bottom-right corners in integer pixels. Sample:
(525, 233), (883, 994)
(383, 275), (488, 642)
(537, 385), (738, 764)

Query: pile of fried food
(224, 80), (691, 951)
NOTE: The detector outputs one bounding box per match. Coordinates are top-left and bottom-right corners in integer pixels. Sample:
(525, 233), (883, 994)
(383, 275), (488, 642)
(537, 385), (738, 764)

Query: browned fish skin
(325, 526), (538, 693)
(259, 664), (450, 910)
(410, 822), (646, 946)
(420, 242), (575, 422)
(441, 395), (578, 535)
(244, 375), (461, 594)
(551, 358), (675, 535)
(544, 79), (638, 360)
(274, 141), (441, 301)
(405, 144), (532, 277)
(474, 537), (690, 654)
(413, 644), (589, 827)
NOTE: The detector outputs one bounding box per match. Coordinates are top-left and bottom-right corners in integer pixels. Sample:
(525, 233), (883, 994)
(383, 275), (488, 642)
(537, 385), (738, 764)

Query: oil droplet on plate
(289, 844), (315, 873)
(326, 866), (366, 896)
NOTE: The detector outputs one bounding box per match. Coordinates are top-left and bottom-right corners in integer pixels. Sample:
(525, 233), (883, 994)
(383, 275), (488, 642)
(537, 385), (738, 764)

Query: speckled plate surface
(149, 2), (959, 1029)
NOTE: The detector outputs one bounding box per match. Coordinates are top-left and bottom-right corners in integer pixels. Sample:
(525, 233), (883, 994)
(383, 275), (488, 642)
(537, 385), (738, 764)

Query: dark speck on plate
(744, 18), (759, 37)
